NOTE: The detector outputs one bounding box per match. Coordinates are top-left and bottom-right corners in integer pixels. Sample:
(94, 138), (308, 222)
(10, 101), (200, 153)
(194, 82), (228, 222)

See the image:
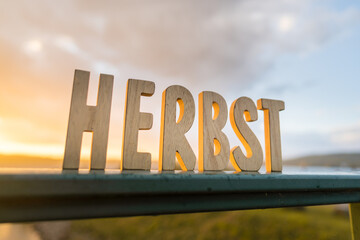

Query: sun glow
(277, 15), (295, 32)
(0, 138), (64, 158)
(24, 39), (43, 54)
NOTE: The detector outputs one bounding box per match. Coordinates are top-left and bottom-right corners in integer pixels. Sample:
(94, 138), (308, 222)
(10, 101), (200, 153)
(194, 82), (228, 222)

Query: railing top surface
(0, 170), (360, 198)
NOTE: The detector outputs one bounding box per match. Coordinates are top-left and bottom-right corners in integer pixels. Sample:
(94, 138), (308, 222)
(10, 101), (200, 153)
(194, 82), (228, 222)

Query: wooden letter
(199, 91), (230, 171)
(122, 79), (155, 170)
(63, 69), (114, 170)
(230, 97), (263, 172)
(257, 98), (285, 172)
(159, 85), (196, 171)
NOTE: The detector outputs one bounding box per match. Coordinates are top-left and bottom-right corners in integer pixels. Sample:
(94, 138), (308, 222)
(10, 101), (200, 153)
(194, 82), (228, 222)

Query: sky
(0, 0), (359, 163)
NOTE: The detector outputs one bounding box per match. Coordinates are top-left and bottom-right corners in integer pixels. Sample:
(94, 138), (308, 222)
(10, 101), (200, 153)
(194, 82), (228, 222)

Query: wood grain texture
(230, 97), (263, 172)
(159, 85), (196, 171)
(121, 79), (155, 171)
(199, 91), (230, 171)
(63, 69), (114, 170)
(257, 98), (285, 172)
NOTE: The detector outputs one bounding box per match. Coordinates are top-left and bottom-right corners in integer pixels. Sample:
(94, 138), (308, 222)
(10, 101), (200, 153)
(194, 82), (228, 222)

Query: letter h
(63, 70), (114, 171)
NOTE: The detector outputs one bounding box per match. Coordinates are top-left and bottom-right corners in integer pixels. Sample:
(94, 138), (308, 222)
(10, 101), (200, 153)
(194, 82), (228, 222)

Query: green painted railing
(0, 171), (359, 239)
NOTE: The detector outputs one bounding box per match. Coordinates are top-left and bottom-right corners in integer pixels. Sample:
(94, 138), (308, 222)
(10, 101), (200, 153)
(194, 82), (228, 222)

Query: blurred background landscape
(0, 0), (360, 239)
(0, 205), (351, 240)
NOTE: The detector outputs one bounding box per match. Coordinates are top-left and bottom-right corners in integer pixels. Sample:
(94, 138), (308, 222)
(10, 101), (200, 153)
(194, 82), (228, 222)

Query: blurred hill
(285, 153), (360, 168)
(0, 154), (120, 169)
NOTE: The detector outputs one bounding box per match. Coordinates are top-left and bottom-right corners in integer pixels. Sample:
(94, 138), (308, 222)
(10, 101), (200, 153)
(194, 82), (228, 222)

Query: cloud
(0, 0), (359, 157)
(281, 120), (360, 159)
(1, 1), (358, 88)
(330, 122), (360, 150)
(282, 131), (337, 159)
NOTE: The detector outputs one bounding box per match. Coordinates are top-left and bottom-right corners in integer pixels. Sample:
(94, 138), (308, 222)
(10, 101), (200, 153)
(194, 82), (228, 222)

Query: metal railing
(0, 172), (359, 239)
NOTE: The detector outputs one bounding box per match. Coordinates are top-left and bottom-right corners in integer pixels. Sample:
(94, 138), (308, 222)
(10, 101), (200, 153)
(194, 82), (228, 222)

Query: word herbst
(63, 70), (285, 173)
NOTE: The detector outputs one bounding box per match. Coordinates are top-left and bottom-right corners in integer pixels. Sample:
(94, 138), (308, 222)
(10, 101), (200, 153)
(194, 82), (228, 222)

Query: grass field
(68, 205), (351, 240)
